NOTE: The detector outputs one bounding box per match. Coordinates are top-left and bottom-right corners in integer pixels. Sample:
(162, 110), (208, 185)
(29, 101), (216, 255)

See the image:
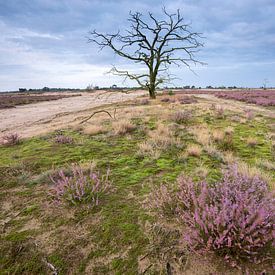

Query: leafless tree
(88, 8), (204, 99)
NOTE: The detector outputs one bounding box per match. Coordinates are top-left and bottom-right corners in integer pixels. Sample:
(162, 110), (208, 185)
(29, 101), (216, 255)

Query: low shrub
(1, 132), (21, 146)
(177, 166), (274, 267)
(171, 110), (192, 124)
(54, 134), (74, 144)
(161, 97), (170, 103)
(177, 96), (198, 104)
(49, 164), (111, 206)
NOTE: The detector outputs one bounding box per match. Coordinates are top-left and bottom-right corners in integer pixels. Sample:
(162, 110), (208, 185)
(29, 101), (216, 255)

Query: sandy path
(0, 90), (145, 138)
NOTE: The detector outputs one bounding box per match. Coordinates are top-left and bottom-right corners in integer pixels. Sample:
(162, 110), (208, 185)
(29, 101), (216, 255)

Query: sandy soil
(0, 90), (146, 138)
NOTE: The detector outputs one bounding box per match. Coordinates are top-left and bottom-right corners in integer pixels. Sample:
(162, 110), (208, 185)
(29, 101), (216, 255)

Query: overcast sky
(0, 0), (275, 91)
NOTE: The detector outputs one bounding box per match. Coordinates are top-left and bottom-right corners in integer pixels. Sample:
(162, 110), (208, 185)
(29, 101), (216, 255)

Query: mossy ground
(0, 96), (274, 274)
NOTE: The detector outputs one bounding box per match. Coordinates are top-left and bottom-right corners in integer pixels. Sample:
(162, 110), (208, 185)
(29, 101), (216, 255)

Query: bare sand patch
(0, 90), (146, 138)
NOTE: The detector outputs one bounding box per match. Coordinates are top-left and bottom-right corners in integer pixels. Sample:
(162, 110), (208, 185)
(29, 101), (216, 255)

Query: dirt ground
(0, 90), (146, 138)
(1, 90), (274, 139)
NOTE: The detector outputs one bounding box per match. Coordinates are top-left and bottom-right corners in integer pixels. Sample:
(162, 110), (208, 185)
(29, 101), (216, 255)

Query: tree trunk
(149, 87), (156, 99)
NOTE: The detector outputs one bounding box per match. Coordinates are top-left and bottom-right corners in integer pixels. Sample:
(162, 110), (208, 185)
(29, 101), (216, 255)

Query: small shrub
(149, 184), (177, 217)
(171, 110), (192, 124)
(54, 135), (74, 144)
(177, 166), (274, 267)
(1, 132), (21, 146)
(49, 164), (111, 206)
(168, 90), (174, 96)
(186, 144), (202, 157)
(112, 119), (136, 135)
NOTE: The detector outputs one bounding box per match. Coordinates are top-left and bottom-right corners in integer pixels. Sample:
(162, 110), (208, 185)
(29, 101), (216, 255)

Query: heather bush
(177, 166), (274, 267)
(171, 110), (192, 124)
(49, 164), (111, 206)
(161, 97), (170, 103)
(54, 134), (74, 144)
(1, 132), (21, 146)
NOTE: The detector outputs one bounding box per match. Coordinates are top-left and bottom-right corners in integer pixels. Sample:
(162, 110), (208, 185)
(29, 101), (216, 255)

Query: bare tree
(88, 8), (204, 99)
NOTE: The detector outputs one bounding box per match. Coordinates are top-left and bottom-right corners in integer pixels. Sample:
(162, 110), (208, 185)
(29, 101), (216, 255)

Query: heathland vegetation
(1, 91), (274, 274)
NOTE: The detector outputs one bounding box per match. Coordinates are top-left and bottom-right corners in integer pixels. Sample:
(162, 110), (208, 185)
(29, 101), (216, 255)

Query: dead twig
(80, 109), (117, 124)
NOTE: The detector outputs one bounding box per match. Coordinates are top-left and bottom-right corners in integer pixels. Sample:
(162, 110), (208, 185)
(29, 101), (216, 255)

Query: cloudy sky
(0, 0), (274, 91)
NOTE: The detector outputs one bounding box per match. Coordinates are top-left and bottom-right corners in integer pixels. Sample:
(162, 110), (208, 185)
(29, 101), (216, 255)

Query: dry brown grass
(189, 126), (211, 146)
(148, 123), (181, 149)
(224, 126), (234, 135)
(194, 163), (209, 179)
(246, 137), (258, 147)
(186, 144), (202, 157)
(212, 129), (225, 143)
(256, 159), (275, 171)
(83, 124), (107, 136)
(112, 119), (136, 135)
(137, 141), (160, 159)
(203, 144), (223, 160)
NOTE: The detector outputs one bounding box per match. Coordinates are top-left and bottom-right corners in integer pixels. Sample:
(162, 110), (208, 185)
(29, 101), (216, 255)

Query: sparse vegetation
(1, 93), (274, 274)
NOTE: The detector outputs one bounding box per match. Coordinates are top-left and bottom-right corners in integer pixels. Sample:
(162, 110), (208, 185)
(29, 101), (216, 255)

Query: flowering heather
(177, 166), (274, 267)
(215, 90), (275, 106)
(49, 164), (111, 206)
(1, 132), (20, 146)
(54, 134), (74, 144)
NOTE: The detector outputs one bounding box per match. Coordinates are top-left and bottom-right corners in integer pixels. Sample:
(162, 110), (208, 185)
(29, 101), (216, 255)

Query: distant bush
(1, 132), (21, 146)
(54, 134), (74, 144)
(49, 164), (111, 206)
(177, 166), (274, 267)
(161, 97), (170, 103)
(177, 95), (198, 104)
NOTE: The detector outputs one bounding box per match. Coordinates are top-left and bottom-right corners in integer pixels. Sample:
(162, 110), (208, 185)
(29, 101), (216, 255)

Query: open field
(0, 91), (274, 274)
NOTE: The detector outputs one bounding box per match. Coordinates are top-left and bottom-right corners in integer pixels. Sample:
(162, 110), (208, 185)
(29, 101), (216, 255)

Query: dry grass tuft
(256, 159), (275, 171)
(112, 119), (136, 135)
(222, 151), (236, 164)
(137, 141), (160, 159)
(194, 163), (209, 179)
(224, 126), (234, 135)
(189, 126), (211, 146)
(186, 144), (202, 157)
(83, 124), (107, 136)
(212, 130), (225, 143)
(246, 137), (258, 147)
(148, 123), (181, 149)
(237, 162), (273, 189)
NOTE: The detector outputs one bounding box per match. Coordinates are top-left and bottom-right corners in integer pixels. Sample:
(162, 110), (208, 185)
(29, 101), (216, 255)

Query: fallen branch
(80, 109), (116, 124)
